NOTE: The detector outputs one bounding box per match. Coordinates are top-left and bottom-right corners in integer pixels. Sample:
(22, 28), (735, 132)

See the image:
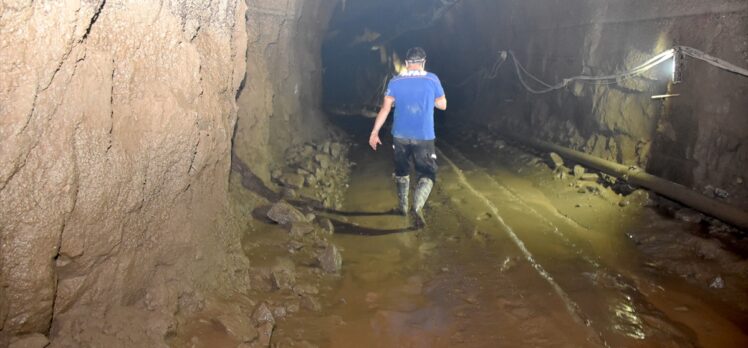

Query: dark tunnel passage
(2, 0), (748, 347)
(312, 0), (748, 346)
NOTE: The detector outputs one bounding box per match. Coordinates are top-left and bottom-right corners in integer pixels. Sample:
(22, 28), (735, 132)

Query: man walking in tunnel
(369, 47), (447, 228)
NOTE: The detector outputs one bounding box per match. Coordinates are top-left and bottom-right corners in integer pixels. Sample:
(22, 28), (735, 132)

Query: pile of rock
(265, 200), (342, 274)
(547, 152), (599, 183)
(272, 140), (352, 209)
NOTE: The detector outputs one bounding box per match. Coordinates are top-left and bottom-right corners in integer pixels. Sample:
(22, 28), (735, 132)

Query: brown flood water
(270, 124), (748, 348)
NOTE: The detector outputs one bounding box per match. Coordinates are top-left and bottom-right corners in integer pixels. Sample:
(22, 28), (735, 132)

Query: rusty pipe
(510, 135), (748, 231)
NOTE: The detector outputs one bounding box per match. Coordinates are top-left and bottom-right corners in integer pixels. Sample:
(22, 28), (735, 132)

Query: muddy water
(272, 120), (748, 347)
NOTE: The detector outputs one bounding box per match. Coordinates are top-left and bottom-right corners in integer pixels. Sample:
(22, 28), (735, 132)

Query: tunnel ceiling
(322, 0), (467, 114)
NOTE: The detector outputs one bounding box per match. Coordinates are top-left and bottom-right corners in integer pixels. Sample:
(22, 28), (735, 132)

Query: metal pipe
(510, 135), (748, 230)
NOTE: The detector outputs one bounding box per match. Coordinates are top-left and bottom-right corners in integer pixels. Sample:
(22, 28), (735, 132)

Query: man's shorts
(393, 137), (438, 181)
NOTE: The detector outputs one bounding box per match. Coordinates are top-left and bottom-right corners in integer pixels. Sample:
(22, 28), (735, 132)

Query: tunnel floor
(179, 117), (748, 348)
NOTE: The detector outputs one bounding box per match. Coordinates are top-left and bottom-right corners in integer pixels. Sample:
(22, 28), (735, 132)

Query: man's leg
(393, 138), (412, 215)
(412, 140), (437, 227)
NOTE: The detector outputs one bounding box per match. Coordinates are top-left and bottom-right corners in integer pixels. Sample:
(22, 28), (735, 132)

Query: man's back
(386, 70), (445, 141)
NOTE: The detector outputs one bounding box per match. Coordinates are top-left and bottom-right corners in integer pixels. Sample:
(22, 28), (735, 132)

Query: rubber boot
(411, 177), (433, 228)
(395, 175), (410, 215)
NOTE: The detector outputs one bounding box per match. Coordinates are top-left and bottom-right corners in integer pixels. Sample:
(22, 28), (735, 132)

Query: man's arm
(369, 96), (395, 151)
(435, 96), (447, 110)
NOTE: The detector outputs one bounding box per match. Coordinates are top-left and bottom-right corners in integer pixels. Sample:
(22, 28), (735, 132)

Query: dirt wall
(0, 1), (249, 346)
(234, 0), (337, 185)
(430, 0), (748, 208)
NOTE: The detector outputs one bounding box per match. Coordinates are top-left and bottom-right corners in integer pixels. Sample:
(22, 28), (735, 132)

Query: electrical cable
(509, 49), (676, 94)
(508, 46), (748, 94)
(447, 52), (507, 87)
(679, 46), (748, 77)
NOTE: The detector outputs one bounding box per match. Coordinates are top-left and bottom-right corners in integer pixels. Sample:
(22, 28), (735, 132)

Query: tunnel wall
(234, 0), (337, 184)
(431, 0), (748, 207)
(0, 1), (250, 345)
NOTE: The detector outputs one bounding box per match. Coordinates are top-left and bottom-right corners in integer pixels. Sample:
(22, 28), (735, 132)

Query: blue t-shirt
(385, 70), (445, 141)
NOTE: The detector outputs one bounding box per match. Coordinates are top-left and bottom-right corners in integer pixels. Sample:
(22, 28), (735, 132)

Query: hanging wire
(679, 46), (748, 77)
(509, 49), (677, 94)
(509, 46), (748, 94)
(445, 51), (508, 87)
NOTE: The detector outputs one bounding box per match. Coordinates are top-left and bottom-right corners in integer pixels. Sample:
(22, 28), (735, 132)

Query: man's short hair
(405, 47), (427, 64)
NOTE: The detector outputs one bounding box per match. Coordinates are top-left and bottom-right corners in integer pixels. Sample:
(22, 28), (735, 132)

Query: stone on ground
(252, 303), (275, 325)
(548, 152), (564, 169)
(216, 314), (258, 343)
(267, 201), (307, 225)
(573, 165), (586, 178)
(317, 244), (342, 273)
(278, 173), (305, 189)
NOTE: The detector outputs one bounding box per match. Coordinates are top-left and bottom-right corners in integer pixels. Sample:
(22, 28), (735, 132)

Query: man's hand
(369, 96), (394, 151)
(369, 132), (382, 150)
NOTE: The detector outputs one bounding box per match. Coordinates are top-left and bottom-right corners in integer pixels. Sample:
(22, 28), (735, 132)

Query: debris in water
(267, 201), (307, 225)
(709, 276), (725, 289)
(318, 244), (343, 273)
(500, 257), (518, 272)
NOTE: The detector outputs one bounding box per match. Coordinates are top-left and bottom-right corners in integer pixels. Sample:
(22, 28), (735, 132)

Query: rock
(573, 165), (586, 178)
(714, 187), (729, 199)
(252, 303), (275, 326)
(278, 173), (305, 189)
(626, 189), (651, 207)
(320, 141), (331, 154)
(299, 158), (316, 172)
(286, 302), (300, 313)
(216, 315), (258, 343)
(255, 322), (274, 347)
(293, 284), (319, 295)
(301, 144), (315, 157)
(618, 200), (630, 207)
(709, 276), (725, 289)
(318, 218), (335, 235)
(267, 201), (307, 225)
(272, 306), (287, 320)
(271, 268), (296, 291)
(317, 245), (343, 273)
(289, 222), (315, 238)
(9, 334), (50, 348)
(305, 175), (318, 186)
(499, 257), (518, 272)
(286, 240), (305, 253)
(554, 165), (570, 180)
(548, 152), (564, 169)
(330, 142), (344, 158)
(462, 296), (478, 305)
(301, 296), (322, 312)
(280, 188), (297, 199)
(271, 169), (283, 180)
(580, 173), (599, 182)
(315, 154), (331, 169)
(674, 209), (704, 224)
